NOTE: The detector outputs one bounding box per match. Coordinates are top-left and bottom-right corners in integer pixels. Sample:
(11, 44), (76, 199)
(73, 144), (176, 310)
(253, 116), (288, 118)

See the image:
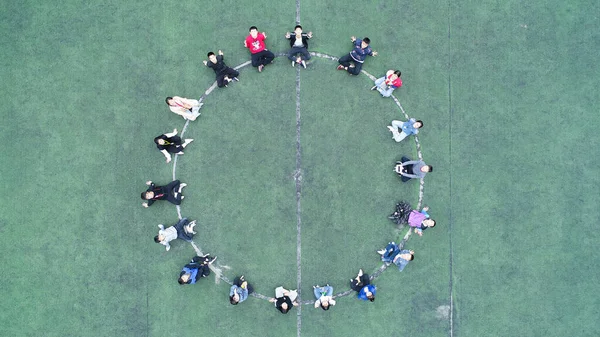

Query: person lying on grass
(377, 242), (414, 271)
(154, 218), (196, 251)
(350, 269), (376, 302)
(178, 254), (217, 285)
(269, 286), (299, 313)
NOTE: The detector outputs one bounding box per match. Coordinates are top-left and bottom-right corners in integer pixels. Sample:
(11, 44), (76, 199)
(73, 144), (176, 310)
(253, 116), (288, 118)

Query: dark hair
(207, 52), (215, 57)
(430, 220), (436, 227)
(295, 25), (302, 30)
(368, 295), (375, 302)
(321, 303), (330, 311)
(141, 192), (149, 200)
(363, 37), (370, 44)
(409, 254), (415, 261)
(427, 165), (433, 172)
(154, 235), (160, 243)
(415, 120), (424, 128)
(394, 70), (401, 77)
(249, 26), (258, 31)
(178, 277), (185, 285)
(229, 295), (239, 305)
(165, 97), (173, 105)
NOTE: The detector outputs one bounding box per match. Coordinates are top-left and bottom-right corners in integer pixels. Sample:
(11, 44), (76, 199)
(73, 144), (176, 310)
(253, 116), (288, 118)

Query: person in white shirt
(154, 218), (196, 251)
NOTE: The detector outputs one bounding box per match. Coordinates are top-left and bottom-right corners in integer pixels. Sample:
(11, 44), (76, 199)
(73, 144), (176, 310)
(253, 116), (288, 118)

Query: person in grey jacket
(394, 156), (432, 182)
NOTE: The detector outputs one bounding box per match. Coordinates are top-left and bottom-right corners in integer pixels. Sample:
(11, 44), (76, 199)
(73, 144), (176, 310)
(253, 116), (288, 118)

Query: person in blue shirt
(229, 275), (253, 305)
(178, 254), (217, 285)
(377, 242), (414, 272)
(349, 269), (376, 302)
(337, 36), (378, 75)
(387, 118), (423, 142)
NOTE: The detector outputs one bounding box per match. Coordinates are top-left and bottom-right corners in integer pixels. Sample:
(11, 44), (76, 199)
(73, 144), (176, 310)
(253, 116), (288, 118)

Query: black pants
(338, 53), (362, 75)
(216, 68), (240, 87)
(164, 180), (182, 205)
(399, 156), (414, 182)
(350, 273), (370, 292)
(174, 217), (194, 241)
(233, 276), (254, 294)
(288, 47), (311, 61)
(251, 50), (275, 67)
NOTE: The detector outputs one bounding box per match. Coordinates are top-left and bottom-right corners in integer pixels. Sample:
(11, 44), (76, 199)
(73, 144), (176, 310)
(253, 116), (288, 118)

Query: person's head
(141, 191), (154, 200)
(165, 97), (174, 106)
(294, 25), (303, 35)
(153, 235), (160, 243)
(361, 37), (370, 48)
(154, 233), (165, 243)
(421, 165), (433, 173)
(320, 301), (330, 311)
(367, 292), (375, 302)
(249, 26), (258, 38)
(230, 294), (239, 305)
(155, 138), (165, 145)
(280, 302), (289, 313)
(394, 70), (401, 77)
(409, 254), (415, 261)
(423, 219), (436, 228)
(414, 120), (424, 129)
(207, 52), (217, 63)
(178, 273), (190, 285)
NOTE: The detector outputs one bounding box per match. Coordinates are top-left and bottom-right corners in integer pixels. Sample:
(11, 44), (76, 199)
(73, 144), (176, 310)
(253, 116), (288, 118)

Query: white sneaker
(291, 61), (295, 67)
(387, 126), (395, 133)
(377, 249), (386, 255)
(301, 60), (306, 68)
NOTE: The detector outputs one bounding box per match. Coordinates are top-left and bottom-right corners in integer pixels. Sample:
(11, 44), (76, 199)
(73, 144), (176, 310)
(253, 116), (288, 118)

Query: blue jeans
(374, 77), (395, 97)
(381, 243), (400, 262)
(313, 286), (333, 299)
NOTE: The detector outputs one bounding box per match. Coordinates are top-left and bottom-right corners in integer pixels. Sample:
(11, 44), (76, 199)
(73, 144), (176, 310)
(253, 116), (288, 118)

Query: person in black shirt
(285, 25), (312, 68)
(141, 180), (186, 207)
(203, 50), (240, 88)
(154, 129), (193, 163)
(269, 286), (299, 314)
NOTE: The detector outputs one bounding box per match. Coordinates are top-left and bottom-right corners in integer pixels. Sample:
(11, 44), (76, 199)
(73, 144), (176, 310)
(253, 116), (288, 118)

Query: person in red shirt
(244, 26), (275, 72)
(371, 69), (402, 97)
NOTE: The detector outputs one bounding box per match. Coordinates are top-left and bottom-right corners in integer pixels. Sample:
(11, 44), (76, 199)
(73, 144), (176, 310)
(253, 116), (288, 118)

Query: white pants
(390, 120), (408, 142)
(275, 286), (298, 302)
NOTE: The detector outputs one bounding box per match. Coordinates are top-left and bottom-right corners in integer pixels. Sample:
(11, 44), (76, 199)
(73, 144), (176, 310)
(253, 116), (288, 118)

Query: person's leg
(216, 74), (226, 88)
(226, 67), (239, 78)
(374, 76), (386, 88)
(200, 265), (211, 277)
(338, 53), (352, 67)
(250, 53), (260, 67)
(349, 62), (363, 75)
(275, 286), (286, 298)
(401, 173), (412, 182)
(288, 289), (298, 302)
(313, 287), (322, 299)
(401, 156), (411, 163)
(360, 274), (371, 286)
(300, 48), (311, 60)
(288, 47), (301, 61)
(324, 286), (333, 297)
(379, 87), (394, 97)
(262, 50), (275, 65)
(166, 180), (181, 192)
(395, 131), (408, 142)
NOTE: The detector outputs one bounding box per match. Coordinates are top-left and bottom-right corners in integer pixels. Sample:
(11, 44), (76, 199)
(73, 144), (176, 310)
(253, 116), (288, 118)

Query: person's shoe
(371, 86), (377, 91)
(336, 65), (345, 71)
(358, 269), (363, 276)
(377, 249), (386, 255)
(291, 60), (295, 67)
(258, 64), (264, 72)
(180, 195), (185, 200)
(240, 275), (245, 281)
(208, 256), (217, 264)
(180, 183), (187, 189)
(301, 60), (306, 68)
(313, 285), (317, 289)
(387, 126), (395, 133)
(232, 77), (239, 82)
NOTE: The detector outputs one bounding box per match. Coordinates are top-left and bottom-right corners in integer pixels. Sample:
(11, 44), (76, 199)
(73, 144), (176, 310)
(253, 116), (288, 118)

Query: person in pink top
(244, 26), (275, 72)
(371, 70), (402, 97)
(407, 206), (436, 236)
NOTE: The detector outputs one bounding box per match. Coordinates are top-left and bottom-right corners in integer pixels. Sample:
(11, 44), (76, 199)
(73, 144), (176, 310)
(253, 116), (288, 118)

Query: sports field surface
(1, 0), (599, 336)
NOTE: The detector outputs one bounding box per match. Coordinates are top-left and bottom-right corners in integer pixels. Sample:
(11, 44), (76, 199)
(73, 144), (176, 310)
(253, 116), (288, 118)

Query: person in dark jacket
(337, 36), (378, 75)
(141, 180), (186, 207)
(154, 129), (193, 163)
(203, 50), (240, 88)
(178, 254), (217, 285)
(285, 25), (313, 68)
(350, 269), (376, 301)
(269, 286), (298, 313)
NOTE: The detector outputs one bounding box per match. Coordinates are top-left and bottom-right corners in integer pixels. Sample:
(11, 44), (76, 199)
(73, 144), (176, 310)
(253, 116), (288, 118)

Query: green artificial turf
(1, 0), (599, 336)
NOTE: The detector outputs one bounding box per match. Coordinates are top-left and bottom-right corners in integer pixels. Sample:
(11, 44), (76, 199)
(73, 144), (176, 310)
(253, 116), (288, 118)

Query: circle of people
(140, 25), (436, 313)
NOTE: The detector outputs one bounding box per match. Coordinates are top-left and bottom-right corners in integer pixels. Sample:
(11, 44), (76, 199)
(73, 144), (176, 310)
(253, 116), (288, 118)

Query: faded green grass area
(1, 0), (599, 336)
